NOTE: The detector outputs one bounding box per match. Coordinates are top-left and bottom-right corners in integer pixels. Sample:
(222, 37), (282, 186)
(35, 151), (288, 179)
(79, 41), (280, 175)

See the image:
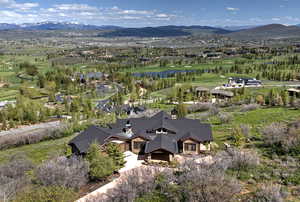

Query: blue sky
(0, 0), (299, 27)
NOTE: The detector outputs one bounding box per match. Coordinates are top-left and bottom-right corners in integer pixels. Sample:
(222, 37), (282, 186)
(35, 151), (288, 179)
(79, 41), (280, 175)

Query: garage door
(151, 153), (170, 161)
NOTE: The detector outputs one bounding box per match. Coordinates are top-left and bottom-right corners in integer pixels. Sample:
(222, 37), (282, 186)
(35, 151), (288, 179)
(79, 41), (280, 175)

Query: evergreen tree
(281, 90), (289, 107)
(176, 103), (187, 118)
(106, 143), (125, 169)
(86, 143), (115, 180)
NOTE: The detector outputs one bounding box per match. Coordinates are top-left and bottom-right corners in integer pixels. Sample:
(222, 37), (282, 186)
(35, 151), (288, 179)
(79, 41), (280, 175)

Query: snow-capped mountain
(0, 22), (122, 30)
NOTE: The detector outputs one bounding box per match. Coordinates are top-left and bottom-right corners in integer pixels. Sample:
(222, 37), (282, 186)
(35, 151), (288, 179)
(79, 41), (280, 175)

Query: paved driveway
(77, 151), (144, 202)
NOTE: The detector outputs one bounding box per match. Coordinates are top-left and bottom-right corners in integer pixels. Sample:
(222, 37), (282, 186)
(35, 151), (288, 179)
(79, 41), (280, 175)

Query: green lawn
(211, 107), (300, 144)
(0, 88), (19, 101)
(0, 135), (76, 165)
(123, 58), (235, 73)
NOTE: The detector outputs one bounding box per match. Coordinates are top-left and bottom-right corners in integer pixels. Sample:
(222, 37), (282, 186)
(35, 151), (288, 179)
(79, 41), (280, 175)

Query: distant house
(96, 84), (114, 95)
(211, 89), (234, 103)
(55, 94), (64, 103)
(204, 52), (222, 59)
(195, 86), (210, 101)
(69, 111), (213, 162)
(287, 87), (300, 97)
(120, 105), (146, 116)
(96, 99), (115, 113)
(86, 72), (104, 80)
(0, 100), (16, 109)
(227, 77), (262, 88)
(78, 72), (108, 84)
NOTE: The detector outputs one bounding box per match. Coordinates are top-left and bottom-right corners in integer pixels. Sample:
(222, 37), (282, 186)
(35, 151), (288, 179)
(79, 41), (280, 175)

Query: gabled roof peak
(145, 133), (177, 154)
(152, 111), (171, 120)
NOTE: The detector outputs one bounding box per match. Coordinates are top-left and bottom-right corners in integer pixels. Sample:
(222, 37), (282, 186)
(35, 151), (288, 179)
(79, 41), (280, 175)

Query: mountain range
(0, 22), (122, 31)
(227, 24), (300, 39)
(1, 22), (300, 39)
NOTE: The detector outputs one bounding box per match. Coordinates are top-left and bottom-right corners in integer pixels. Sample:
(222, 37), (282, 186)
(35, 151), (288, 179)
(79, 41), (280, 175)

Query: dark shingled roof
(69, 111), (213, 155)
(211, 89), (234, 97)
(152, 111), (171, 120)
(69, 125), (111, 154)
(145, 134), (178, 154)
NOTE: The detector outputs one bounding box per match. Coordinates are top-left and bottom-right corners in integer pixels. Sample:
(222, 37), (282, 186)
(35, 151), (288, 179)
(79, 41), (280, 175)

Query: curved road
(0, 121), (61, 137)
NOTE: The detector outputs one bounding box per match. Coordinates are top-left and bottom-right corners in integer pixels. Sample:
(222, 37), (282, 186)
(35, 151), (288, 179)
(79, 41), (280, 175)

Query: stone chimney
(171, 108), (178, 120)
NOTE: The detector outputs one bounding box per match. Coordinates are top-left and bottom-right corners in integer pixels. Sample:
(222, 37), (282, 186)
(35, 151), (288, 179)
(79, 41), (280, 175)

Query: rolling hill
(226, 24), (300, 39)
(99, 26), (232, 38)
(2, 22), (300, 39)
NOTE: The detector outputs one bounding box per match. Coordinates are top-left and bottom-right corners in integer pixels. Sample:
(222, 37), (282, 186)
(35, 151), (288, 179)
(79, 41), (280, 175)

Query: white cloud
(156, 14), (168, 18)
(0, 10), (22, 17)
(118, 9), (152, 15)
(0, 0), (39, 10)
(53, 4), (98, 11)
(226, 7), (240, 11)
(10, 3), (39, 10)
(272, 18), (281, 21)
(0, 3), (181, 26)
(0, 0), (14, 6)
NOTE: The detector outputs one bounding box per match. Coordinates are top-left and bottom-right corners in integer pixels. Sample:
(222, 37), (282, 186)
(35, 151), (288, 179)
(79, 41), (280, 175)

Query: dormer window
(156, 128), (168, 134)
(125, 120), (131, 128)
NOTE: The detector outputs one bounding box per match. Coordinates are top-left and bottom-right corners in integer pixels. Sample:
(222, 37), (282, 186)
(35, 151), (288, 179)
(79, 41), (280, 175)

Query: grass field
(0, 88), (19, 101)
(194, 107), (300, 145)
(123, 57), (239, 73)
(0, 135), (76, 165)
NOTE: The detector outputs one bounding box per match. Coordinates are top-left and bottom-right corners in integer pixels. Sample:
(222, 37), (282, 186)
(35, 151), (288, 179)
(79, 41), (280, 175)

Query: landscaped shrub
(14, 186), (78, 202)
(105, 167), (170, 202)
(0, 122), (89, 150)
(0, 128), (64, 150)
(239, 124), (251, 141)
(253, 184), (285, 202)
(86, 143), (115, 180)
(218, 112), (233, 124)
(0, 154), (34, 201)
(262, 122), (300, 154)
(262, 123), (286, 145)
(36, 156), (89, 189)
(0, 153), (34, 179)
(215, 148), (260, 175)
(228, 148), (259, 171)
(178, 160), (241, 202)
(135, 192), (168, 202)
(230, 126), (246, 147)
(284, 168), (300, 186)
(96, 161), (242, 202)
(208, 105), (220, 116)
(240, 104), (259, 112)
(187, 103), (213, 113)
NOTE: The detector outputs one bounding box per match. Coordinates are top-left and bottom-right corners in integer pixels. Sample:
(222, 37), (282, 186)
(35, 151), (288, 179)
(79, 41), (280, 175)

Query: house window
(184, 143), (196, 151)
(133, 141), (144, 150)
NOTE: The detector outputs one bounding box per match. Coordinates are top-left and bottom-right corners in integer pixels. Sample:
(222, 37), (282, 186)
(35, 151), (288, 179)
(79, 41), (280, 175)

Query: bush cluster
(36, 156), (89, 189)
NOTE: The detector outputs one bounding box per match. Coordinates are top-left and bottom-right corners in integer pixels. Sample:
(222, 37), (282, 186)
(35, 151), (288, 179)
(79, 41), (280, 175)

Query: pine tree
(281, 90), (289, 107)
(176, 103), (187, 118)
(106, 143), (125, 169)
(86, 143), (115, 180)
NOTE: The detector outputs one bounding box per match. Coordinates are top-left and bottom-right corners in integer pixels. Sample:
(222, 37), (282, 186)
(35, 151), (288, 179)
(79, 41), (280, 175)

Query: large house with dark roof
(69, 111), (213, 162)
